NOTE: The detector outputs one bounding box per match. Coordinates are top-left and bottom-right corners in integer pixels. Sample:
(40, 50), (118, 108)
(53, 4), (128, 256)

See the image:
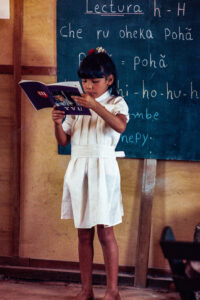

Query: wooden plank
(0, 65), (13, 74)
(0, 265), (81, 283)
(12, 0), (24, 257)
(134, 159), (157, 288)
(0, 256), (170, 278)
(0, 65), (57, 75)
(0, 260), (172, 288)
(22, 66), (57, 76)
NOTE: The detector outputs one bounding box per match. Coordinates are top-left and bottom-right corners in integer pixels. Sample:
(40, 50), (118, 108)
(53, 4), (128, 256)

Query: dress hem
(60, 216), (123, 229)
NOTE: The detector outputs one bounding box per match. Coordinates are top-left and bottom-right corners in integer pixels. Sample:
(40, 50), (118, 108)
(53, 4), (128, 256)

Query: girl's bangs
(78, 67), (105, 79)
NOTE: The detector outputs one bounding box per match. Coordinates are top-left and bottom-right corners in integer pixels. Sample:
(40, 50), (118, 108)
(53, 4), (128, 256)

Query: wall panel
(0, 1), (13, 65)
(22, 0), (56, 67)
(0, 0), (15, 255)
(0, 75), (14, 255)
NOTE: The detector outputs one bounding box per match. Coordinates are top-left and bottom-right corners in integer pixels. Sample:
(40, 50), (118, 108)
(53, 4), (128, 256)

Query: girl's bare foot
(76, 289), (94, 300)
(103, 290), (121, 300)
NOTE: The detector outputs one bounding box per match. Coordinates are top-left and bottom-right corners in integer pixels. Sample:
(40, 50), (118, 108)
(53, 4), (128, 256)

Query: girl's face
(81, 75), (114, 98)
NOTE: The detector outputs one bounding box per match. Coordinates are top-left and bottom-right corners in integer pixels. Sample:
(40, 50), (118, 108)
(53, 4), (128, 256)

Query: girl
(52, 47), (129, 300)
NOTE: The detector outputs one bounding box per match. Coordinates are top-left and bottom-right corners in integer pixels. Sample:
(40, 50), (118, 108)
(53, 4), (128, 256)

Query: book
(19, 80), (91, 115)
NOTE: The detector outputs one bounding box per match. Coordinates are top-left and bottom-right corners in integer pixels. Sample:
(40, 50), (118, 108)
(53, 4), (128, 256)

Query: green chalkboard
(57, 0), (200, 161)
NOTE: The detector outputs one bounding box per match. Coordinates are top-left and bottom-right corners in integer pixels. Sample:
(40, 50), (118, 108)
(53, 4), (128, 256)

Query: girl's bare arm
(72, 94), (127, 133)
(52, 106), (70, 146)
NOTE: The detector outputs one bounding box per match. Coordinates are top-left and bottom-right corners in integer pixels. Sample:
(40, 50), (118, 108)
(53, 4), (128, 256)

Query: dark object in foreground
(160, 225), (200, 300)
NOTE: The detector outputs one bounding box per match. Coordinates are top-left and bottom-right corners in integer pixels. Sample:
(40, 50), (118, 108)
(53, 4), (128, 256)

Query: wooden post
(134, 159), (157, 288)
(12, 0), (23, 256)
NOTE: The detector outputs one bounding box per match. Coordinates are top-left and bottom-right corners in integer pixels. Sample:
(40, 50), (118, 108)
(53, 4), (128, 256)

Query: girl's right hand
(52, 105), (66, 125)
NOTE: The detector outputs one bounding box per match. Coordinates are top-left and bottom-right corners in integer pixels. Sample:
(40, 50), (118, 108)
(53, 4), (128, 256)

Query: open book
(19, 80), (91, 115)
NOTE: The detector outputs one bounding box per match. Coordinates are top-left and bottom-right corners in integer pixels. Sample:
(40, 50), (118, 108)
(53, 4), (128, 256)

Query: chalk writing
(130, 109), (159, 121)
(117, 81), (129, 97)
(85, 0), (144, 16)
(97, 28), (110, 39)
(119, 26), (154, 40)
(108, 80), (200, 101)
(60, 23), (83, 39)
(85, 0), (189, 17)
(121, 132), (149, 147)
(141, 81), (200, 100)
(164, 26), (193, 41)
(133, 54), (168, 71)
(154, 0), (186, 17)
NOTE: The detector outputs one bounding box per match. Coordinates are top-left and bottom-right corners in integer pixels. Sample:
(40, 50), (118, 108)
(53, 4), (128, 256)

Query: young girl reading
(52, 47), (129, 300)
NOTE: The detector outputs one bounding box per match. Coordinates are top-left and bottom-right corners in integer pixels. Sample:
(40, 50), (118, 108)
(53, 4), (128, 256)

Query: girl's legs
(97, 225), (121, 300)
(76, 227), (95, 300)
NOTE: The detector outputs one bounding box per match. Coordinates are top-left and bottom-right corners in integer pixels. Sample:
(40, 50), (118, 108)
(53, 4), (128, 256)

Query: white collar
(95, 90), (111, 103)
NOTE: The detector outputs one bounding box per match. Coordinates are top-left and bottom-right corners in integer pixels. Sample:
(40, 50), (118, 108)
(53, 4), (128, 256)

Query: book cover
(19, 80), (91, 115)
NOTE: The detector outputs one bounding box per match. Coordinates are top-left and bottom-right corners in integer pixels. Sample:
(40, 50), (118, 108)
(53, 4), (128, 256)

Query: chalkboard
(57, 0), (200, 161)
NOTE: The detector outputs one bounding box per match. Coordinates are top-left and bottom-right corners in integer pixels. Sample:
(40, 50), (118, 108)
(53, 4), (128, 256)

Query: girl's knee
(78, 227), (95, 244)
(97, 225), (116, 246)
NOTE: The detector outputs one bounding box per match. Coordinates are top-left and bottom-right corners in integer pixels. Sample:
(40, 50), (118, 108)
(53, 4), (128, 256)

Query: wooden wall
(0, 0), (200, 273)
(0, 0), (14, 256)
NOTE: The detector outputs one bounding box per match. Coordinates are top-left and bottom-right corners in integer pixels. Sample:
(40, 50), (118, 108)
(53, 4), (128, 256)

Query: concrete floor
(0, 280), (180, 300)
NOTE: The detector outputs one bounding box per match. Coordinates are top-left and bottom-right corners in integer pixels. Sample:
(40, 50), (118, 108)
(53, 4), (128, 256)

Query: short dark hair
(78, 52), (118, 96)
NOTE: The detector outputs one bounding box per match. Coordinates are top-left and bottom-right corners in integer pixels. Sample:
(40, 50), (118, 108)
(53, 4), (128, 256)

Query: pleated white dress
(61, 90), (129, 228)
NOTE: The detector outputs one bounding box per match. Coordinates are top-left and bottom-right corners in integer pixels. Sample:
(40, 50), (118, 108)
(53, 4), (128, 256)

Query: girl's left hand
(71, 94), (96, 110)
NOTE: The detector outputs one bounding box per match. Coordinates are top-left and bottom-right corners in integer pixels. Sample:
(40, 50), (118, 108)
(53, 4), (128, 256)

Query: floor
(0, 280), (180, 300)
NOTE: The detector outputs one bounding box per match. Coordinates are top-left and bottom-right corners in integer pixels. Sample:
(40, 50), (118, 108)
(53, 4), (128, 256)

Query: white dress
(61, 90), (129, 228)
